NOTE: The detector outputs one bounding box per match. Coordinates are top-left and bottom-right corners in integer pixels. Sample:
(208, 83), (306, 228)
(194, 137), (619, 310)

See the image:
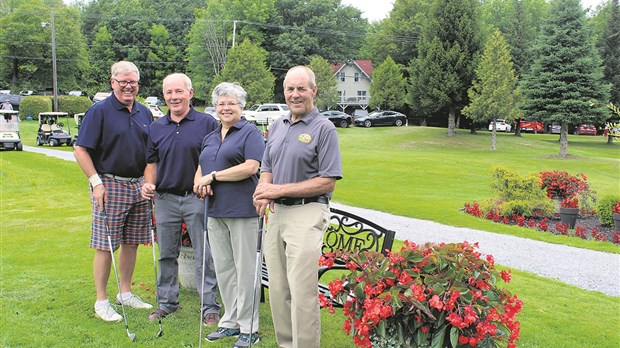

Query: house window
(357, 90), (367, 102)
(340, 72), (345, 82)
(354, 72), (360, 82)
(338, 91), (343, 102)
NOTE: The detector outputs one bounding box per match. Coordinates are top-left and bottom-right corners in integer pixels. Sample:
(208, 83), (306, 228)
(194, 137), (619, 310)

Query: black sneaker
(233, 332), (259, 347)
(205, 327), (240, 342)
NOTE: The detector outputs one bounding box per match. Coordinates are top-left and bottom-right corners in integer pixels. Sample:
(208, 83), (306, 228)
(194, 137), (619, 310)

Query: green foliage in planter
(58, 96), (92, 115)
(19, 96), (52, 119)
(490, 166), (553, 217)
(597, 195), (620, 227)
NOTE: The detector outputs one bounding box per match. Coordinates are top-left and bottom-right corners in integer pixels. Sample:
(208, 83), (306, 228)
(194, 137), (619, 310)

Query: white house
(331, 59), (373, 113)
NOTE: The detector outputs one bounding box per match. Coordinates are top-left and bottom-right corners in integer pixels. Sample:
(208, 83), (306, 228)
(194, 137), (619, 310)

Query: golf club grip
(256, 217), (263, 252)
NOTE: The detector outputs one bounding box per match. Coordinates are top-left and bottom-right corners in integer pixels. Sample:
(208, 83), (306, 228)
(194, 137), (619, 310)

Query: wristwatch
(210, 171), (217, 183)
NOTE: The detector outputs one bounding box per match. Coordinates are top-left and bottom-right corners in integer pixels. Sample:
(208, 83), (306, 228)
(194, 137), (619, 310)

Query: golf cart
(70, 112), (85, 146)
(0, 110), (23, 151)
(37, 112), (72, 146)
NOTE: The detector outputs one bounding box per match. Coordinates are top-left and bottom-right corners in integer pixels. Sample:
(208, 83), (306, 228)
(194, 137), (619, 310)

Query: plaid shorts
(90, 176), (151, 250)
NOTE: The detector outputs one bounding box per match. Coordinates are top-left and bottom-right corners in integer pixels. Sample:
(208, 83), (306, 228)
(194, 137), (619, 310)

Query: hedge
(58, 96), (93, 116)
(18, 96), (92, 120)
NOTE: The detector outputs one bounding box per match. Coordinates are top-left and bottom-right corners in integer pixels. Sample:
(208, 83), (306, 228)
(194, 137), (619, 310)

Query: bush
(19, 96), (52, 120)
(490, 166), (553, 217)
(58, 96), (92, 116)
(597, 195), (620, 227)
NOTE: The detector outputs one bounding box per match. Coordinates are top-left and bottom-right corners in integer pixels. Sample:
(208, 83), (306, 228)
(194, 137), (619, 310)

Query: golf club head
(156, 328), (163, 337)
(128, 332), (136, 341)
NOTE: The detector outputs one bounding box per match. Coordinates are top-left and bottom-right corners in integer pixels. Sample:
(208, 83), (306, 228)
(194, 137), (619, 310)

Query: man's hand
(92, 185), (107, 210)
(141, 183), (156, 200)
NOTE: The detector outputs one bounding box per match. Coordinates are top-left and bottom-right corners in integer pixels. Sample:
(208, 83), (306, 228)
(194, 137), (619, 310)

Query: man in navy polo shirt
(141, 73), (220, 325)
(75, 61), (154, 322)
(253, 66), (342, 348)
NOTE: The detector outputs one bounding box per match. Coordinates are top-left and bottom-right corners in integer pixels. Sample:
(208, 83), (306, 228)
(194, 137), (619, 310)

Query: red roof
(331, 60), (374, 77)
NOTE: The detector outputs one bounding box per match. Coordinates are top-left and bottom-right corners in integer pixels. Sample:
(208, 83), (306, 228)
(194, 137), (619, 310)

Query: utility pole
(42, 12), (58, 112)
(232, 20), (237, 48)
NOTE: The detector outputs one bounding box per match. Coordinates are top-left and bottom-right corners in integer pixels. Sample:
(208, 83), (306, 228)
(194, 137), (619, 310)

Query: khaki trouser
(264, 203), (330, 348)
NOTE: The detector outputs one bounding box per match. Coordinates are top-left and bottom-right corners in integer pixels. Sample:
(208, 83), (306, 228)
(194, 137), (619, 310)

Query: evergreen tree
(211, 39), (275, 106)
(369, 56), (407, 111)
(600, 0), (620, 106)
(463, 31), (521, 150)
(408, 0), (483, 136)
(308, 56), (338, 111)
(522, 0), (610, 157)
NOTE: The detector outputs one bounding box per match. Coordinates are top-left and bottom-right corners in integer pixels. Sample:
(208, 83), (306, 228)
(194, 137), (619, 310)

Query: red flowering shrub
(574, 226), (587, 239)
(561, 197), (579, 209)
(319, 241), (522, 348)
(538, 170), (589, 200)
(613, 202), (620, 214)
(555, 222), (569, 235)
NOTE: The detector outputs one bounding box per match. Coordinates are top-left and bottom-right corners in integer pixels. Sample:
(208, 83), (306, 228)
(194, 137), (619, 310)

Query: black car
(353, 110), (407, 128)
(320, 110), (352, 128)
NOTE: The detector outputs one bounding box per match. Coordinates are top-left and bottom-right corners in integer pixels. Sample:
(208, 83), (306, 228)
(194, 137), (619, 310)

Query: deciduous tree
(308, 55), (338, 111)
(369, 56), (407, 111)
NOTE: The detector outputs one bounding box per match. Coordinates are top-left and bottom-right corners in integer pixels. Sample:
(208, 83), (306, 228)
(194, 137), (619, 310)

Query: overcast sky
(341, 0), (606, 23)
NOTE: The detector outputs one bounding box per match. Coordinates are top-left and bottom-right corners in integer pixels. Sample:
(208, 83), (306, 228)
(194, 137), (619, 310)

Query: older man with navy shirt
(141, 73), (221, 325)
(75, 61), (154, 322)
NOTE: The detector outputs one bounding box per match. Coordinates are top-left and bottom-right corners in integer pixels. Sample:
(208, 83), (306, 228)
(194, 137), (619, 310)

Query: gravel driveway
(23, 145), (620, 297)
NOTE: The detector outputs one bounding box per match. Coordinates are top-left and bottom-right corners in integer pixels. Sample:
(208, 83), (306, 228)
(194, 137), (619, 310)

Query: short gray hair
(211, 82), (247, 109)
(162, 73), (192, 91)
(111, 61), (140, 80)
(283, 66), (316, 88)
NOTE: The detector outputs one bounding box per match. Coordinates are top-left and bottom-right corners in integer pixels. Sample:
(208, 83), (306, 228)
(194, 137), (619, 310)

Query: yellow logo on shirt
(298, 133), (312, 143)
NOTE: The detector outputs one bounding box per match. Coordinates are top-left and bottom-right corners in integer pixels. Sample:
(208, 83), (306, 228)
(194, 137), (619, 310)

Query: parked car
(19, 90), (34, 96)
(149, 105), (164, 119)
(242, 103), (289, 125)
(520, 120), (545, 133)
(145, 96), (161, 107)
(353, 110), (407, 128)
(549, 124), (561, 134)
(320, 110), (352, 128)
(488, 119), (512, 132)
(68, 90), (85, 97)
(204, 106), (219, 121)
(92, 92), (111, 103)
(352, 109), (369, 121)
(575, 124), (596, 135)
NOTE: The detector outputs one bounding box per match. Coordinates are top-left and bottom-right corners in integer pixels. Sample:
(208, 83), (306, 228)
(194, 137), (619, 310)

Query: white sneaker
(94, 303), (123, 322)
(116, 293), (153, 309)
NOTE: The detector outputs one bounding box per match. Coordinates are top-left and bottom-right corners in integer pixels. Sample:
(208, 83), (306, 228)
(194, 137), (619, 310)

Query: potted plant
(319, 241), (522, 348)
(613, 202), (620, 232)
(560, 197), (579, 229)
(538, 170), (589, 212)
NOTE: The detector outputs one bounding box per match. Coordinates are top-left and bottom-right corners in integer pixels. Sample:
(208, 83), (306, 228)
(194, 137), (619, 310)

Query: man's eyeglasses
(113, 78), (139, 87)
(216, 102), (239, 107)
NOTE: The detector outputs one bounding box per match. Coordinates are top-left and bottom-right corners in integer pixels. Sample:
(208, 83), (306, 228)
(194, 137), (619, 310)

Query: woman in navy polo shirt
(193, 82), (265, 347)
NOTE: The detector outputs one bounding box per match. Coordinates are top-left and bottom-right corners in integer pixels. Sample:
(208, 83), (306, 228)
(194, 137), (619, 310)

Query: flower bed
(464, 202), (620, 244)
(319, 241), (522, 348)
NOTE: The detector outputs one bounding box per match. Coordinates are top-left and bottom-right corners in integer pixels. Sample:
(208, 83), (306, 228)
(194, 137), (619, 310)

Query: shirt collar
(284, 107), (320, 125)
(165, 107), (197, 124)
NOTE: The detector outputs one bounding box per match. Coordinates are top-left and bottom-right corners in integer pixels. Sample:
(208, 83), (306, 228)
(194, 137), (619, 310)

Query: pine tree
(369, 56), (407, 111)
(409, 0), (483, 137)
(212, 39), (275, 106)
(601, 0), (620, 106)
(463, 30), (521, 150)
(522, 0), (610, 157)
(308, 56), (338, 111)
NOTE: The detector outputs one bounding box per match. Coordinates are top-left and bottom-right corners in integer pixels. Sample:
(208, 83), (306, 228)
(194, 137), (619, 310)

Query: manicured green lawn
(1, 125), (618, 347)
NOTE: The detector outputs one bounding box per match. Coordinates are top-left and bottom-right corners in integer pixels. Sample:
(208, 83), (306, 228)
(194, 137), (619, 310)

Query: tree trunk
(421, 117), (427, 127)
(607, 135), (614, 144)
(559, 123), (569, 157)
(514, 118), (522, 137)
(491, 127), (496, 151)
(447, 106), (456, 137)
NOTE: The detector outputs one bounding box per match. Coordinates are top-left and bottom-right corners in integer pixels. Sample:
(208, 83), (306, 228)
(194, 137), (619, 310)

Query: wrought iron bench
(260, 207), (396, 306)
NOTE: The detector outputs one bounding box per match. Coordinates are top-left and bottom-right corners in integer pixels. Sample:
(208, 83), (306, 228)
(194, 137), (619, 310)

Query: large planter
(560, 207), (579, 229)
(178, 246), (196, 290)
(614, 213), (620, 232)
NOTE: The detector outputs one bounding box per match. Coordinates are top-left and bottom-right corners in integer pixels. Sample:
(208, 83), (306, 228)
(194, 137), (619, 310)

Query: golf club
(249, 216), (265, 348)
(198, 196), (209, 348)
(102, 207), (136, 342)
(148, 200), (163, 337)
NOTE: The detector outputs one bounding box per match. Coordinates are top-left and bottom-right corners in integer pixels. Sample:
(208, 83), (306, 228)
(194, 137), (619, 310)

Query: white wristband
(88, 174), (103, 188)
